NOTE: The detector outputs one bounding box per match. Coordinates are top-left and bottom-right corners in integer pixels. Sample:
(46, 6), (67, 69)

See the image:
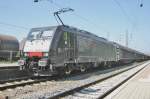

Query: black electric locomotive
(18, 25), (149, 76)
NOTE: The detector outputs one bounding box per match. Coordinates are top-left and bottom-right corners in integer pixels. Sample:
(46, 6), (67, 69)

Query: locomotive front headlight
(24, 52), (28, 56)
(18, 59), (25, 66)
(38, 58), (48, 67)
(43, 52), (48, 57)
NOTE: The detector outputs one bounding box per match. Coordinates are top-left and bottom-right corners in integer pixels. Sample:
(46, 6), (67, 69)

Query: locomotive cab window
(28, 31), (41, 40)
(27, 28), (56, 40)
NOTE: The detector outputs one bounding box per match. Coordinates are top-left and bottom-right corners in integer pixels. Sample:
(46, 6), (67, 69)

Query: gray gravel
(63, 61), (150, 99)
(0, 62), (147, 99)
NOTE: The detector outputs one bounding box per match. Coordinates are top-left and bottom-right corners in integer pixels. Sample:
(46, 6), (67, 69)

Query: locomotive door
(64, 31), (77, 61)
(115, 44), (120, 61)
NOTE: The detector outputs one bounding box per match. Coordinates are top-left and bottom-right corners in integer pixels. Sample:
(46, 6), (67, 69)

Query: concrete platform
(0, 62), (19, 67)
(0, 62), (30, 82)
(105, 62), (150, 99)
(0, 62), (19, 68)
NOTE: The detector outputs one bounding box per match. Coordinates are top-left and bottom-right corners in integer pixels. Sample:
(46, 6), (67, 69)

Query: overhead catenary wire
(54, 8), (74, 26)
(48, 0), (109, 34)
(112, 0), (140, 46)
(0, 22), (29, 30)
(50, 0), (100, 26)
(113, 0), (135, 27)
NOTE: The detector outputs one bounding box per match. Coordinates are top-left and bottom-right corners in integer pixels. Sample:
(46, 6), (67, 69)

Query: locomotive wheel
(65, 67), (72, 75)
(80, 66), (86, 72)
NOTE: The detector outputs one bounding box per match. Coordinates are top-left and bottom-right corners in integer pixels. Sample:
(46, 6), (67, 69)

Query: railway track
(0, 76), (32, 84)
(0, 63), (132, 91)
(0, 76), (55, 91)
(0, 66), (18, 70)
(0, 61), (148, 99)
(52, 61), (150, 99)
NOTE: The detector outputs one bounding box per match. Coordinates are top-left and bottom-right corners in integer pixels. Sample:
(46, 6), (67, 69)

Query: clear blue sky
(0, 0), (150, 54)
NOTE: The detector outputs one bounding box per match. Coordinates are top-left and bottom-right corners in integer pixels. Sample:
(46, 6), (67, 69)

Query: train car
(0, 34), (19, 59)
(114, 43), (137, 63)
(113, 42), (149, 63)
(18, 25), (149, 76)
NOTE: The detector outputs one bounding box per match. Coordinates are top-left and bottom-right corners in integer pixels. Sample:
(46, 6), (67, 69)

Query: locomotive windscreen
(28, 29), (54, 40)
(23, 27), (57, 52)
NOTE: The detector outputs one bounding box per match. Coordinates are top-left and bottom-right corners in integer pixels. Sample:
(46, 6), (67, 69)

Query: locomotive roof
(30, 25), (109, 43)
(29, 25), (149, 56)
(59, 25), (111, 44)
(30, 26), (58, 31)
(112, 42), (147, 56)
(0, 34), (18, 41)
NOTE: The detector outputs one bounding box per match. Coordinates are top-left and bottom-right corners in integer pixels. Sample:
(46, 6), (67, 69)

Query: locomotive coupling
(18, 59), (26, 66)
